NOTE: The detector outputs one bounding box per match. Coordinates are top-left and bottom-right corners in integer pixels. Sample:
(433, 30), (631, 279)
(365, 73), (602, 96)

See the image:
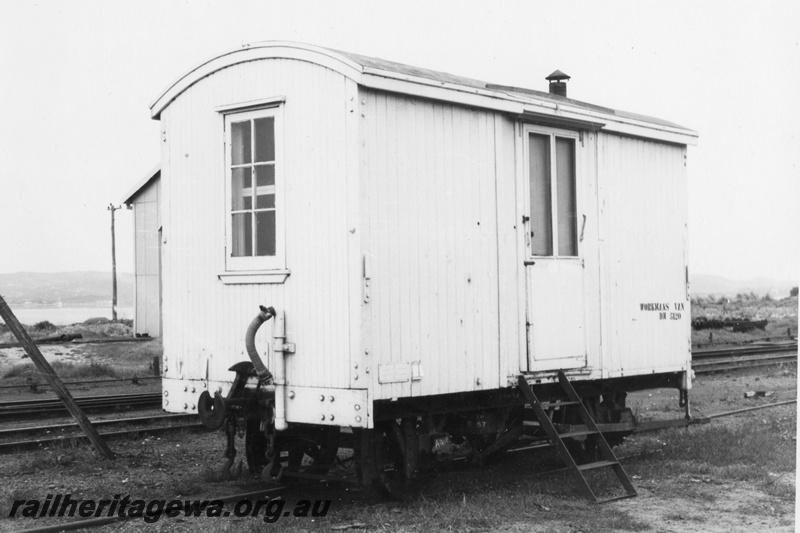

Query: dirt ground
(0, 339), (796, 532)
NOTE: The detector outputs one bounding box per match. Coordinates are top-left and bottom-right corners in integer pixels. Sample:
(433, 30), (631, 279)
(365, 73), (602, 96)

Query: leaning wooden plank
(0, 295), (115, 459)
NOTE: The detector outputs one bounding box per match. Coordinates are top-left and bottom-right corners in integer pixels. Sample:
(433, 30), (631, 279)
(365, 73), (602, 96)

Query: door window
(527, 130), (578, 258)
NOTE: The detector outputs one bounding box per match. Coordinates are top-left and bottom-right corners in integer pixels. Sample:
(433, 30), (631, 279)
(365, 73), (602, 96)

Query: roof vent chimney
(546, 70), (570, 97)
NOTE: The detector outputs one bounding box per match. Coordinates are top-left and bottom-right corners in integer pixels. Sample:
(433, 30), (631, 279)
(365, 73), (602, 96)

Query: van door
(521, 126), (587, 372)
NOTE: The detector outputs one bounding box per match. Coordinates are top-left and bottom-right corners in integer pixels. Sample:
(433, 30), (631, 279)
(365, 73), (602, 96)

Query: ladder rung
(539, 400), (581, 408)
(559, 429), (599, 439)
(577, 460), (618, 471)
(596, 492), (637, 503)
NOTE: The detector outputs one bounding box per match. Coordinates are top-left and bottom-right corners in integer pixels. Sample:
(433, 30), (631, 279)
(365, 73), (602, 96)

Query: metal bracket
(273, 342), (296, 354)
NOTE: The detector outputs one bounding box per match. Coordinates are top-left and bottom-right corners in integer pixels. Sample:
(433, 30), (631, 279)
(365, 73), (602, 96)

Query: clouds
(0, 0), (797, 280)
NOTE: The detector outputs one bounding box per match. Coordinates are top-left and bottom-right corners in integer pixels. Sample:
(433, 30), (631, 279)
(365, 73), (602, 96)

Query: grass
(620, 411), (796, 501)
(2, 360), (120, 381)
(0, 318), (134, 344)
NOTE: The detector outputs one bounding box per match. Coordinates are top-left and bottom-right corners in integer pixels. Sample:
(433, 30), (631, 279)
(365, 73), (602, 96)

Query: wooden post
(108, 203), (120, 322)
(0, 295), (115, 459)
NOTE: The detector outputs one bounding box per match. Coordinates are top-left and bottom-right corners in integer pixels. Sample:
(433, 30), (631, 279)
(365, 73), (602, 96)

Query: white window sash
(523, 125), (580, 260)
(223, 106), (285, 272)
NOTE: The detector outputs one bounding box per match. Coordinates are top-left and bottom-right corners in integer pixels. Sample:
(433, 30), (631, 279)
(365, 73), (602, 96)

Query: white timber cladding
(132, 179), (161, 337)
(359, 89), (518, 400)
(159, 58), (362, 405)
(153, 43), (695, 417)
(596, 133), (691, 377)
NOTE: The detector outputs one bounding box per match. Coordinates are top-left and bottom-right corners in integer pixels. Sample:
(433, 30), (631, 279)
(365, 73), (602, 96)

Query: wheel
(359, 421), (407, 498)
(245, 422), (340, 477)
(281, 425), (341, 475)
(245, 418), (269, 475)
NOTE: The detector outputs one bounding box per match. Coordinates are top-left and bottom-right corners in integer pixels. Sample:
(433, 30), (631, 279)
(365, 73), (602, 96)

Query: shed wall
(596, 133), (690, 376)
(132, 178), (161, 337)
(159, 59), (361, 397)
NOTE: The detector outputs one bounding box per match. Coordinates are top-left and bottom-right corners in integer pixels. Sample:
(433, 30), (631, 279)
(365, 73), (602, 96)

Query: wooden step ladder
(517, 373), (637, 503)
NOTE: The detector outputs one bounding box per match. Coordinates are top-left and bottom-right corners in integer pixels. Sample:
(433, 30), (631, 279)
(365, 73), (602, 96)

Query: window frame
(222, 105), (286, 274)
(522, 124), (581, 260)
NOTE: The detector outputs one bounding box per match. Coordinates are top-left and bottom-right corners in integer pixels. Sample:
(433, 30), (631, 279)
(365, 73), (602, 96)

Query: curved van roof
(150, 41), (696, 145)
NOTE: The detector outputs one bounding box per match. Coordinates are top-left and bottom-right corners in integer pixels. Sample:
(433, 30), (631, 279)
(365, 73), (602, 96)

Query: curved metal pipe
(246, 305), (276, 383)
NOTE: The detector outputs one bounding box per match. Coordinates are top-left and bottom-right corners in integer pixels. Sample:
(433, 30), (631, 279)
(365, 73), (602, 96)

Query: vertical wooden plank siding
(596, 133), (690, 376)
(360, 90), (507, 399)
(159, 59), (356, 397)
(578, 133), (602, 376)
(132, 179), (161, 337)
(493, 115), (521, 383)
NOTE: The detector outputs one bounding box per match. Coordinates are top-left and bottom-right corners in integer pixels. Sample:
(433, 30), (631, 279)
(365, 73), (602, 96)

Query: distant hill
(691, 274), (796, 298)
(0, 271), (133, 307)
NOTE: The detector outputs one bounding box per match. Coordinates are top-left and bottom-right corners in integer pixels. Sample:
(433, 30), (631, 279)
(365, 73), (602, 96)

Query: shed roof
(150, 41), (696, 145)
(121, 165), (160, 205)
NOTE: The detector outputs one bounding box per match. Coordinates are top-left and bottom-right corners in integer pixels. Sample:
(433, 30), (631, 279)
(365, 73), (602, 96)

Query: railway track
(692, 342), (797, 359)
(692, 342), (797, 374)
(0, 414), (204, 453)
(0, 392), (162, 422)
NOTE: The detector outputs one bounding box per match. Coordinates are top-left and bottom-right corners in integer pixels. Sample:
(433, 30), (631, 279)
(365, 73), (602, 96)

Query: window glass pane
(255, 164), (275, 187)
(528, 134), (552, 256)
(231, 213), (252, 257)
(231, 121), (251, 165)
(254, 117), (275, 162)
(256, 211), (276, 256)
(556, 138), (578, 256)
(255, 165), (275, 209)
(231, 168), (251, 211)
(256, 194), (275, 209)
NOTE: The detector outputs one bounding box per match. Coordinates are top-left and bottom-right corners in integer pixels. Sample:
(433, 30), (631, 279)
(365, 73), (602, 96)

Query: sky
(0, 0), (797, 283)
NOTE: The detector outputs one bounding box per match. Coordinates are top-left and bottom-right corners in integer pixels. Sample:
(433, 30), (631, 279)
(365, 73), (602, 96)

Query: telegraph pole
(108, 203), (121, 321)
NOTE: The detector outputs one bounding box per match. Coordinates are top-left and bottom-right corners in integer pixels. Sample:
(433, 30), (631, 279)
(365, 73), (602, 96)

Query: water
(6, 307), (134, 326)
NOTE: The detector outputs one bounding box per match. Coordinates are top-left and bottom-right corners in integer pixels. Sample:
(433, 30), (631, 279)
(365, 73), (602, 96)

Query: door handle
(579, 214), (587, 242)
(524, 260), (536, 266)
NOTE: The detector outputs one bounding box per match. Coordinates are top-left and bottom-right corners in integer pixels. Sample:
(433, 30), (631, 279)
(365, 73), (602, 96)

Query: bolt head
(320, 395), (325, 401)
(354, 404), (361, 411)
(355, 416), (362, 423)
(288, 390), (295, 399)
(321, 414), (326, 421)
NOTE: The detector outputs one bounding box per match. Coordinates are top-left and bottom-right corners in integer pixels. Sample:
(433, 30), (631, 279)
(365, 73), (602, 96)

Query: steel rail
(0, 392), (158, 408)
(0, 376), (159, 391)
(0, 393), (163, 422)
(0, 413), (196, 440)
(693, 353), (796, 374)
(0, 422), (209, 453)
(692, 343), (797, 359)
